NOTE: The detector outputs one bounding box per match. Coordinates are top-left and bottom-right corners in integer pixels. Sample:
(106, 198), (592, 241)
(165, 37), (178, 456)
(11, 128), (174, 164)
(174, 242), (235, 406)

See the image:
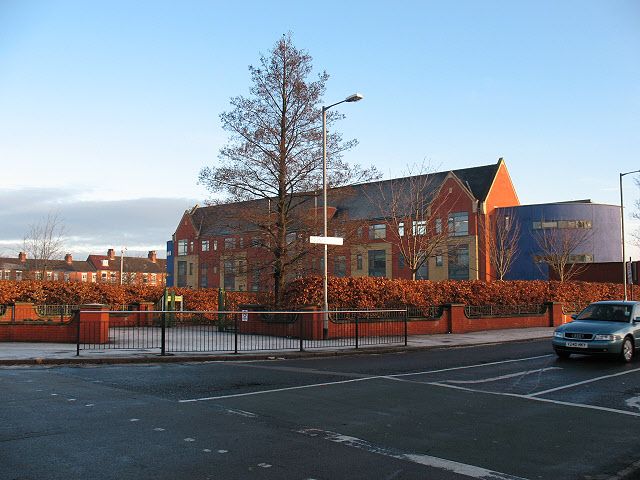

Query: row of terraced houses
(168, 159), (623, 290)
(0, 249), (166, 285)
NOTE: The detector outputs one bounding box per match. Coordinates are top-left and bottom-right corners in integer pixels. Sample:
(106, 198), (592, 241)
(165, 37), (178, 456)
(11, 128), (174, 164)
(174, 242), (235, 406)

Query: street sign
(309, 235), (344, 246)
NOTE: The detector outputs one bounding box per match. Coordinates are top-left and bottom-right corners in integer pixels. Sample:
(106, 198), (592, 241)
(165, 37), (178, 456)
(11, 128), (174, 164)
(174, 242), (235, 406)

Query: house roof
(87, 255), (166, 274)
(181, 160), (503, 235)
(0, 258), (96, 272)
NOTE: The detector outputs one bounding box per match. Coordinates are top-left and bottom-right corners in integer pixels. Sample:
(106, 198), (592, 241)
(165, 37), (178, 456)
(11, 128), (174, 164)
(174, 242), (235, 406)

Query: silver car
(553, 301), (640, 363)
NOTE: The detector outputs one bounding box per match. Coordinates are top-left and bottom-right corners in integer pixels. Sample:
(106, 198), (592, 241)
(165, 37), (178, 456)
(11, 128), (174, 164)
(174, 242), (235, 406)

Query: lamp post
(620, 170), (640, 300)
(322, 93), (363, 338)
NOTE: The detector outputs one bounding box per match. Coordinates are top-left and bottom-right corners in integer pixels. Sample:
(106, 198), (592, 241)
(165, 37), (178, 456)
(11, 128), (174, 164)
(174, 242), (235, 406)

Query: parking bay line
(178, 354), (553, 403)
(297, 427), (529, 480)
(525, 366), (640, 397)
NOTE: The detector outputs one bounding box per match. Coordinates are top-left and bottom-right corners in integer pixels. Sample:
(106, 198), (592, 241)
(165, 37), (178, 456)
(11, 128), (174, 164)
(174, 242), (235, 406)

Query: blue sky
(1, 0), (639, 257)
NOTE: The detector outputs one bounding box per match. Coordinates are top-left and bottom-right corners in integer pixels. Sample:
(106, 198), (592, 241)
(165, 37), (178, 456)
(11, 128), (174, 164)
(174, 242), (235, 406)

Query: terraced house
(171, 159), (523, 290)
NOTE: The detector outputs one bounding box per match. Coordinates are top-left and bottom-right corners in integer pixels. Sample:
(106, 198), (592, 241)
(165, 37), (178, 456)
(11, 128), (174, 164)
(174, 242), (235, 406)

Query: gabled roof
(87, 255), (166, 274)
(180, 160), (504, 234)
(0, 257), (96, 272)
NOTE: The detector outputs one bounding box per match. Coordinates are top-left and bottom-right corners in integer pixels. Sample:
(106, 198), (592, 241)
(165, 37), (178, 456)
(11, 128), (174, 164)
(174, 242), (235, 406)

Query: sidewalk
(0, 327), (554, 365)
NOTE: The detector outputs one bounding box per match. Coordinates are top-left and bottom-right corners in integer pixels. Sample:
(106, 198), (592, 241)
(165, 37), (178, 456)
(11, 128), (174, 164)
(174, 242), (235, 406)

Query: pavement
(0, 326), (554, 365)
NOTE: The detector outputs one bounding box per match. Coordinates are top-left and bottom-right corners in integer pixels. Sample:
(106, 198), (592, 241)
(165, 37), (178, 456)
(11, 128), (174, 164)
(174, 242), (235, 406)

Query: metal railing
(406, 305), (443, 319)
(35, 305), (79, 317)
(77, 309), (408, 355)
(464, 304), (546, 318)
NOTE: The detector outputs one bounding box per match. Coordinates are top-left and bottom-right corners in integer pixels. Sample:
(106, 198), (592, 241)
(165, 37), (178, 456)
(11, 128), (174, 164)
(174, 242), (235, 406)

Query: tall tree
(199, 34), (378, 304)
(481, 208), (521, 280)
(533, 219), (594, 282)
(370, 164), (452, 281)
(22, 212), (66, 279)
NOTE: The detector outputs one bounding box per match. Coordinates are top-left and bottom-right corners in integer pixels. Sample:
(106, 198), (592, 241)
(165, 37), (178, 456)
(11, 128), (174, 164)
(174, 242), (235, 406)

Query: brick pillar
(300, 306), (322, 340)
(79, 304), (109, 344)
(13, 302), (38, 321)
(546, 302), (564, 327)
(446, 304), (466, 334)
(134, 301), (155, 326)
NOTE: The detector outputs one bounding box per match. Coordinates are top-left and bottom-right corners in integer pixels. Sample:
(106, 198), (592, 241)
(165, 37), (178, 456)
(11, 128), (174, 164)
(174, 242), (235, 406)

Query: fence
(77, 308), (408, 355)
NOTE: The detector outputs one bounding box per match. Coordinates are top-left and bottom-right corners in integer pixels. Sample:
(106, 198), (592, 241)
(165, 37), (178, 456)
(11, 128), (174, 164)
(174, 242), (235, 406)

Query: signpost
(309, 236), (343, 246)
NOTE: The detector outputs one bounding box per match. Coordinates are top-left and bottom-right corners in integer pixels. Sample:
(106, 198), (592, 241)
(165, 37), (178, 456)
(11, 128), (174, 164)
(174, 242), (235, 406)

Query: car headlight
(553, 331), (564, 338)
(594, 334), (615, 341)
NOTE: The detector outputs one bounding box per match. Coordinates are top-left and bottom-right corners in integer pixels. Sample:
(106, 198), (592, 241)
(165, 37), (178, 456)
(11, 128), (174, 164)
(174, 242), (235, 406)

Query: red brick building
(171, 159), (519, 290)
(0, 249), (166, 285)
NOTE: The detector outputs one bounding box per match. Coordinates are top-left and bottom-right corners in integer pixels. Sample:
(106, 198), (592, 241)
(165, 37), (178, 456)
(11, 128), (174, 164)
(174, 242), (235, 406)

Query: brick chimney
(18, 252), (27, 263)
(148, 250), (157, 263)
(65, 254), (73, 264)
(107, 248), (116, 260)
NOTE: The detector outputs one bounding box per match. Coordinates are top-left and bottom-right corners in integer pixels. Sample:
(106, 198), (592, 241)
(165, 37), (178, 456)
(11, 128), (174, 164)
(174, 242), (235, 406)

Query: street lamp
(322, 93), (363, 338)
(620, 170), (640, 300)
(120, 247), (127, 285)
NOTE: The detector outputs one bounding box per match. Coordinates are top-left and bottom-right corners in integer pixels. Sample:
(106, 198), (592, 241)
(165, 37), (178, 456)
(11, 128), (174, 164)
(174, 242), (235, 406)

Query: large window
(200, 263), (208, 288)
(201, 240), (210, 252)
(532, 219), (592, 230)
(368, 250), (386, 277)
(356, 253), (363, 271)
(448, 212), (469, 237)
(177, 261), (187, 287)
(412, 220), (427, 236)
(224, 238), (236, 250)
(416, 262), (428, 280)
(223, 260), (235, 290)
(177, 239), (188, 255)
(369, 224), (386, 240)
(448, 244), (469, 280)
(334, 256), (347, 277)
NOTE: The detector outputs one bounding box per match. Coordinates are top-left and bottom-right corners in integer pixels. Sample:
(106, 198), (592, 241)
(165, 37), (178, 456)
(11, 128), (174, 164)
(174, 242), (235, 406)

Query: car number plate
(566, 341), (588, 348)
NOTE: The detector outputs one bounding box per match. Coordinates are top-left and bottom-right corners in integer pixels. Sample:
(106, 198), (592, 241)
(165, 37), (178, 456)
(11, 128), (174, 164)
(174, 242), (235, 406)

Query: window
(142, 273), (148, 283)
(356, 254), (363, 271)
(369, 224), (386, 239)
(251, 268), (260, 292)
(448, 244), (469, 280)
(101, 259), (109, 267)
(224, 238), (236, 250)
(533, 219), (592, 230)
(286, 232), (296, 244)
(416, 262), (428, 280)
(110, 272), (117, 283)
(202, 240), (209, 252)
(213, 240), (218, 251)
(3, 270), (9, 280)
(167, 248), (172, 257)
(398, 255), (405, 269)
(200, 264), (208, 288)
(177, 239), (188, 255)
(46, 272), (52, 281)
(81, 273), (87, 282)
(435, 218), (442, 234)
(368, 250), (386, 277)
(412, 220), (427, 236)
(239, 237), (244, 249)
(448, 212), (469, 236)
(334, 256), (347, 277)
(435, 254), (444, 267)
(224, 259), (235, 290)
(568, 254), (594, 263)
(189, 241), (194, 253)
(53, 272), (59, 281)
(35, 272), (42, 280)
(91, 273), (96, 283)
(63, 273), (70, 282)
(357, 227), (363, 238)
(251, 237), (263, 248)
(16, 271), (22, 281)
(150, 273), (157, 284)
(398, 222), (405, 237)
(177, 261), (187, 287)
(189, 263), (193, 275)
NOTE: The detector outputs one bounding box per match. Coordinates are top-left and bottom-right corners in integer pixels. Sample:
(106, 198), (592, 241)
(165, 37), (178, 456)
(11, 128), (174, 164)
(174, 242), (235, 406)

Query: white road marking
(203, 449), (211, 453)
(226, 408), (257, 418)
(445, 367), (561, 384)
(153, 427), (165, 431)
(178, 355), (552, 403)
(67, 398), (76, 402)
(298, 428), (528, 480)
(129, 418), (139, 422)
(85, 404), (94, 407)
(527, 367), (640, 397)
(184, 437), (196, 442)
(625, 395), (640, 411)
(179, 377), (377, 402)
(51, 393), (58, 396)
(426, 381), (640, 418)
(257, 463), (272, 468)
(218, 449), (228, 454)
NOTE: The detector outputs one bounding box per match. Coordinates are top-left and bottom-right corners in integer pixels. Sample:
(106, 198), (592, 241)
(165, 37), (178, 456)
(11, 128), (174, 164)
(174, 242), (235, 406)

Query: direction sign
(309, 236), (344, 246)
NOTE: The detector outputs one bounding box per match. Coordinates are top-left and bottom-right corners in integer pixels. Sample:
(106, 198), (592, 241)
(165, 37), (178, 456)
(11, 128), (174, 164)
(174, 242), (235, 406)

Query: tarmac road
(2, 339), (640, 480)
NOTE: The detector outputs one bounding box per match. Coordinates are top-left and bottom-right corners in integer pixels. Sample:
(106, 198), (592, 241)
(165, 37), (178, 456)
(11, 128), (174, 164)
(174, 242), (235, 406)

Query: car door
(633, 305), (640, 348)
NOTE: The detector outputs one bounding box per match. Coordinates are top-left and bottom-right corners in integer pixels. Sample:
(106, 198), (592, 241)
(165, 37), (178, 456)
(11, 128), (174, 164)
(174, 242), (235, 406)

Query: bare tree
(198, 34), (378, 304)
(533, 219), (594, 282)
(370, 164), (452, 280)
(481, 208), (521, 280)
(22, 212), (66, 279)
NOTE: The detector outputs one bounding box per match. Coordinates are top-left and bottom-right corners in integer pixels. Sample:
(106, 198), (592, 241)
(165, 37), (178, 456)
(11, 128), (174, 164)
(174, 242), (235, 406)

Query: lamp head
(345, 93), (364, 102)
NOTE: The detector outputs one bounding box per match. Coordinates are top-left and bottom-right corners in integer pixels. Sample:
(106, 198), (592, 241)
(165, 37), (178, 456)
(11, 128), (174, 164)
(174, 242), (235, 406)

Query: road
(2, 340), (640, 480)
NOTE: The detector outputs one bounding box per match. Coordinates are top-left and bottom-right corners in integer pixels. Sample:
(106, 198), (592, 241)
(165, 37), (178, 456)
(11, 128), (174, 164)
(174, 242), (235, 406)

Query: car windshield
(576, 304), (632, 323)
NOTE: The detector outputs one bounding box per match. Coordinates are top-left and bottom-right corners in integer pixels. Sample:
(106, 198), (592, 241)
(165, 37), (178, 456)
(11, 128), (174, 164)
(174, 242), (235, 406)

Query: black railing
(464, 304), (546, 318)
(35, 305), (80, 317)
(77, 309), (408, 355)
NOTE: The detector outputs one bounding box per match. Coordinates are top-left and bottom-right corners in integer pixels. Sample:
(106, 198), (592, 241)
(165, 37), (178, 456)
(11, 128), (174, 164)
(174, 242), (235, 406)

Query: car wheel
(620, 337), (634, 363)
(555, 349), (570, 359)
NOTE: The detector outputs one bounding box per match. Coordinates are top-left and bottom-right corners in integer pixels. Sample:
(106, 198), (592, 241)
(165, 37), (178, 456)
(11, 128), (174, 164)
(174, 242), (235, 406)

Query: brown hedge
(0, 278), (626, 310)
